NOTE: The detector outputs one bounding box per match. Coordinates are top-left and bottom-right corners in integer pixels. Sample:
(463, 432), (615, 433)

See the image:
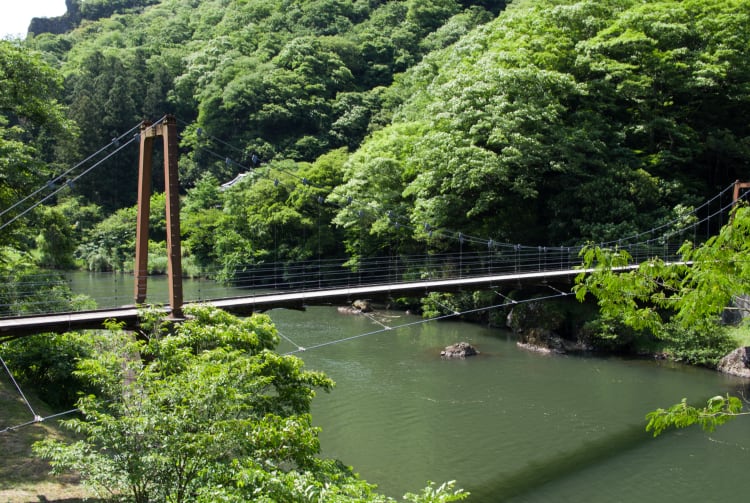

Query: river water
(69, 273), (750, 502)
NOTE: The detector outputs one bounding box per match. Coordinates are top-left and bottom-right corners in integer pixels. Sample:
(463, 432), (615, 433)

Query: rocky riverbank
(507, 297), (750, 378)
(337, 295), (750, 377)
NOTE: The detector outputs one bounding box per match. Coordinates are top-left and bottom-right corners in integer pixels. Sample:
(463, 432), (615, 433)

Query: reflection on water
(268, 307), (750, 503)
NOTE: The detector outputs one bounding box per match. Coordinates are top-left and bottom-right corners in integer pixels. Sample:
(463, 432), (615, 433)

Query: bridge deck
(0, 268), (582, 339)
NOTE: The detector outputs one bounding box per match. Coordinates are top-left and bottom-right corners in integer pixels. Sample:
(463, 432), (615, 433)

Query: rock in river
(337, 299), (373, 314)
(717, 347), (750, 378)
(441, 342), (478, 359)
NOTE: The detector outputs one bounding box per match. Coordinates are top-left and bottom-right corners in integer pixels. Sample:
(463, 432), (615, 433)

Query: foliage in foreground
(576, 206), (750, 434)
(645, 395), (748, 437)
(0, 330), (103, 408)
(32, 306), (468, 503)
(574, 206), (750, 364)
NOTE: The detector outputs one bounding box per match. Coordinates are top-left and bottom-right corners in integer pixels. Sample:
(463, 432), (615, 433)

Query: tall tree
(0, 40), (77, 249)
(64, 50), (142, 210)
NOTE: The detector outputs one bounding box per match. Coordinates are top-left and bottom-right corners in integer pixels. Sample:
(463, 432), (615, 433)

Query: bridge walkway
(0, 267), (583, 340)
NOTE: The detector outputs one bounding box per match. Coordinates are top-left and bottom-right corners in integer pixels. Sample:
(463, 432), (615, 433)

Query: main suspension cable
(0, 134), (139, 232)
(0, 124), (141, 221)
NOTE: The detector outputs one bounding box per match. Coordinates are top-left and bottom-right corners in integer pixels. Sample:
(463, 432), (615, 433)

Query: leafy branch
(645, 394), (748, 437)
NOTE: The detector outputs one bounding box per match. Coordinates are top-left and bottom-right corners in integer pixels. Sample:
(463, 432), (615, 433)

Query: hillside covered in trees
(2, 0), (749, 279)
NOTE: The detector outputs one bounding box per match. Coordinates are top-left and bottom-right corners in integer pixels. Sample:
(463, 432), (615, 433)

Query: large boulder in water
(337, 299), (373, 314)
(717, 347), (750, 378)
(441, 342), (478, 359)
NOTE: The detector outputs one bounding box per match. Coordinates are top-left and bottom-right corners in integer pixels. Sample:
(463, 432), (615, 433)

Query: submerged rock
(441, 342), (478, 359)
(717, 347), (750, 378)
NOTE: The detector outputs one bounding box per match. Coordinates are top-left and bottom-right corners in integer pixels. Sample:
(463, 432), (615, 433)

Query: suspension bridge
(0, 251), (594, 339)
(0, 116), (746, 341)
(0, 115), (747, 435)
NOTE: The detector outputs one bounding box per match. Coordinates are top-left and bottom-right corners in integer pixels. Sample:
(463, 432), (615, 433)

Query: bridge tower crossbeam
(733, 180), (750, 206)
(134, 115), (183, 317)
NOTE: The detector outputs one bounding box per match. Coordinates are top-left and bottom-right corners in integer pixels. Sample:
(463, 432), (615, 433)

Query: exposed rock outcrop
(441, 342), (478, 359)
(337, 299), (373, 314)
(28, 0), (80, 36)
(722, 296), (750, 325)
(717, 347), (750, 378)
(508, 300), (593, 354)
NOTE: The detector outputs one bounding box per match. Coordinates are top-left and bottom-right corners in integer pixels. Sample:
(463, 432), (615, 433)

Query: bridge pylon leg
(134, 121), (153, 306)
(732, 180), (750, 208)
(134, 115), (183, 318)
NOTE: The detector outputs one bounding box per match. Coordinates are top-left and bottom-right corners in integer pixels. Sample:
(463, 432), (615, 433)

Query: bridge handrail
(0, 242), (690, 318)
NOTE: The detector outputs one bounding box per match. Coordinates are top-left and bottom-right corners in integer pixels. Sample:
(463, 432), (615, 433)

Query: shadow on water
(465, 423), (658, 502)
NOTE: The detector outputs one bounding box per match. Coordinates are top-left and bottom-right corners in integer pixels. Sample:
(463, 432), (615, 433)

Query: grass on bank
(728, 324), (750, 348)
(0, 376), (96, 503)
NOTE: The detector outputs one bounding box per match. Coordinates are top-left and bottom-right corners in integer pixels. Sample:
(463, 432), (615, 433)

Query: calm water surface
(70, 274), (750, 502)
(267, 307), (750, 502)
(65, 271), (249, 307)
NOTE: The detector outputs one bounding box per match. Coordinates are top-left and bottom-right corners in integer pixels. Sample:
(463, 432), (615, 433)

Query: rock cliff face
(717, 347), (750, 378)
(28, 0), (155, 37)
(28, 17), (74, 36)
(28, 0), (79, 36)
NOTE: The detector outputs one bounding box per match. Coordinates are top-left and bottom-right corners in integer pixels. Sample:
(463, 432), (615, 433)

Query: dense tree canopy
(23, 0), (497, 207)
(0, 40), (77, 248)
(332, 0), (750, 251)
(6, 0), (750, 280)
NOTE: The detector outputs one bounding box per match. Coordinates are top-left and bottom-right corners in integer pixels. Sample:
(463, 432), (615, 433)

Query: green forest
(3, 0), (748, 278)
(2, 0), (750, 500)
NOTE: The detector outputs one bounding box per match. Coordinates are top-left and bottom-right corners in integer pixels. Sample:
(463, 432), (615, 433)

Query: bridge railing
(0, 270), (80, 318)
(0, 241), (689, 318)
(207, 241), (685, 295)
(220, 248), (584, 293)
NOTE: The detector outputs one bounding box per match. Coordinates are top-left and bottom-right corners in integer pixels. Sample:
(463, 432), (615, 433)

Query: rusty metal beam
(161, 116), (183, 317)
(732, 180), (750, 205)
(134, 121), (154, 304)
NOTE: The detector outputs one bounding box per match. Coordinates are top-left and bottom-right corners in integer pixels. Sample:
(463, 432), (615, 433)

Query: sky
(0, 0), (67, 39)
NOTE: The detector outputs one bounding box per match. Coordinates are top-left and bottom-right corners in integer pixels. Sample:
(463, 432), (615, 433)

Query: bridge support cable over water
(281, 290), (575, 356)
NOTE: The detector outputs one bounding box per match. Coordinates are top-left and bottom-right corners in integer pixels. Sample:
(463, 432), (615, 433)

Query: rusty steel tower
(134, 115), (183, 317)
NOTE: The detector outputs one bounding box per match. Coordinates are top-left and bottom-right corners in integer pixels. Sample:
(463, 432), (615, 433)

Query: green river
(69, 272), (750, 502)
